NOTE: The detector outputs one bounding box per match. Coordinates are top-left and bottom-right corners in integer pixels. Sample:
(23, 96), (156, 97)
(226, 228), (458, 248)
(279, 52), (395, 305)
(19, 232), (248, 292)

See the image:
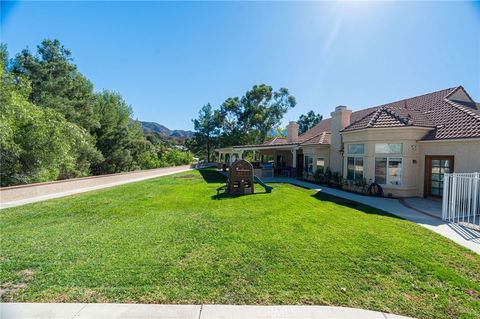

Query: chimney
(330, 105), (352, 174)
(286, 121), (299, 143)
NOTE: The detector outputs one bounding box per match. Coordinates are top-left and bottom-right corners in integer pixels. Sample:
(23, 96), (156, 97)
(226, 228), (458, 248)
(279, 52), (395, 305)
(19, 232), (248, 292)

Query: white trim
(418, 138), (480, 143)
(234, 144), (299, 151)
(341, 126), (433, 135)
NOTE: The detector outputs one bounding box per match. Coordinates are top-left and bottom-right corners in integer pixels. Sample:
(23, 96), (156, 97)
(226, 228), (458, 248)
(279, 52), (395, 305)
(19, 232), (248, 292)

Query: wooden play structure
(217, 159), (273, 196)
(227, 159), (255, 195)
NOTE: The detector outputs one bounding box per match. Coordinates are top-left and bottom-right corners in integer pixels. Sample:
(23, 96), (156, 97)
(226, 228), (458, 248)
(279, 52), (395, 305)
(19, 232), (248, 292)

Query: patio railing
(442, 172), (480, 229)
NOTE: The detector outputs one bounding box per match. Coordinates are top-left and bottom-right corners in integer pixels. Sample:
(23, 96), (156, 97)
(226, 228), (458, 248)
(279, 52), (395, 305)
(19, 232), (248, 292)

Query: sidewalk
(0, 165), (192, 209)
(262, 177), (480, 254)
(0, 303), (413, 319)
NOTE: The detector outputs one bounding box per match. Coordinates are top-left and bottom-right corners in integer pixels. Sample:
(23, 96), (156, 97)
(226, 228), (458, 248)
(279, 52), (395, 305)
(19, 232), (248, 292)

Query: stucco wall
(417, 139), (480, 197)
(301, 146), (330, 179)
(341, 128), (431, 197)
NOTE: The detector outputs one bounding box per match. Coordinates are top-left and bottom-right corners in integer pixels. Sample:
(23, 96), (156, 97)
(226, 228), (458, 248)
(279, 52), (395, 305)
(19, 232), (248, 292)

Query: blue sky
(2, 1), (479, 130)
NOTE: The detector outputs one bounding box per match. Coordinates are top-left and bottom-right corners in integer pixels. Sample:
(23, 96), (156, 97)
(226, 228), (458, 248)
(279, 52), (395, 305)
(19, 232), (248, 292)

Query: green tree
(0, 50), (102, 186)
(192, 103), (219, 162)
(217, 84), (296, 145)
(92, 90), (160, 173)
(11, 39), (99, 131)
(298, 110), (323, 134)
(93, 90), (134, 173)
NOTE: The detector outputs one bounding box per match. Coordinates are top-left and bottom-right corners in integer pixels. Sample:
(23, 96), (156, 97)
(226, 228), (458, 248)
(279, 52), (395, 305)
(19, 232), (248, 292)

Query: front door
(424, 156), (454, 197)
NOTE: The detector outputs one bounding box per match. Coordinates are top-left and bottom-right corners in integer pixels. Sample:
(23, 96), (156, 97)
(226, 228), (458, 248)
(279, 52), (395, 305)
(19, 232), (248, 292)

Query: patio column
(238, 150), (244, 159)
(292, 148), (297, 168)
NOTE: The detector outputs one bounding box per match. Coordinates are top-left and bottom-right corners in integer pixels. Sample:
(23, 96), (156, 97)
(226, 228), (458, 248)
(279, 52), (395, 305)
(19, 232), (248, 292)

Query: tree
(298, 110), (323, 134)
(0, 50), (102, 186)
(11, 39), (99, 132)
(192, 103), (219, 162)
(217, 84), (296, 145)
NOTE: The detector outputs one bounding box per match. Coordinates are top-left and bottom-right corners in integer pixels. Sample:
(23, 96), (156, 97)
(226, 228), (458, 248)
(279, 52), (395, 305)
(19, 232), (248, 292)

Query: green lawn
(1, 169), (479, 318)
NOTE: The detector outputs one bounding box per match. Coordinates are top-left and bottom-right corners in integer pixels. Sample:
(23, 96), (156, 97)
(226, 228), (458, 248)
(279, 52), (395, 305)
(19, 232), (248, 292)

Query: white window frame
(316, 157), (325, 174)
(375, 143), (403, 154)
(375, 157), (403, 186)
(346, 156), (364, 181)
(347, 144), (365, 155)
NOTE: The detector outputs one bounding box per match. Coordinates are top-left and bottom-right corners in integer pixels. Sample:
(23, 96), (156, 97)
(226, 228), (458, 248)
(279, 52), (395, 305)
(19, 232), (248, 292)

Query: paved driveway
(0, 165), (192, 209)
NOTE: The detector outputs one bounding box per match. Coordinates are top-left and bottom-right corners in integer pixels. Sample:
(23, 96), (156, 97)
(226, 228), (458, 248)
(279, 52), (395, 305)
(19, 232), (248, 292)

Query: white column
(239, 150), (244, 159)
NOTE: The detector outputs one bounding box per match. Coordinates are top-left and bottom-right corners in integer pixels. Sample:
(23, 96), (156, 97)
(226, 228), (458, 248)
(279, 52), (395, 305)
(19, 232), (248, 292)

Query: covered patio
(216, 144), (302, 178)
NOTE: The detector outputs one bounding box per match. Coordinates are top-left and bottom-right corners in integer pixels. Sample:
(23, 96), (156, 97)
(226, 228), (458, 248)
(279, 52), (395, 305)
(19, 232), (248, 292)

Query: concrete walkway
(0, 165), (192, 209)
(262, 177), (480, 254)
(0, 303), (413, 319)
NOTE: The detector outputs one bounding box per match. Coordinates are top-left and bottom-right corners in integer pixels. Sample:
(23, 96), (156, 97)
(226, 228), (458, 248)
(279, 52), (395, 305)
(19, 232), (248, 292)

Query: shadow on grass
(198, 168), (227, 184)
(211, 188), (271, 200)
(311, 191), (403, 220)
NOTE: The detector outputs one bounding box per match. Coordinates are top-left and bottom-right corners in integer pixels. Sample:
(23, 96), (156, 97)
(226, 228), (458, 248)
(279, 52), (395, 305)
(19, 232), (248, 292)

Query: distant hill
(140, 121), (194, 143)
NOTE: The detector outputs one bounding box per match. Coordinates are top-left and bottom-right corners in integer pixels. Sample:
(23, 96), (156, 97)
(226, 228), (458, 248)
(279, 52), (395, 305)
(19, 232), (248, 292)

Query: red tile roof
(233, 86), (479, 149)
(342, 86), (480, 140)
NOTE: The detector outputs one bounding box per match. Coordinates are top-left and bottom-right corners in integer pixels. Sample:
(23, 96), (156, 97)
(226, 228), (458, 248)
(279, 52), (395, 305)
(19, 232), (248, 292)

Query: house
(216, 86), (480, 197)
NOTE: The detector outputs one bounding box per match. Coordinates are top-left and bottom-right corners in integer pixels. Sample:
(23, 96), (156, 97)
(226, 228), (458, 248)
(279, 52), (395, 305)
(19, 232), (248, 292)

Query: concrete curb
(0, 303), (414, 319)
(0, 166), (192, 209)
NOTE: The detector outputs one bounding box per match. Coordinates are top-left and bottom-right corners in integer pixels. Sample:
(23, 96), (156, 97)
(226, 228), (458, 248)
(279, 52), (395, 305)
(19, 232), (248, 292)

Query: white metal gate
(442, 172), (480, 228)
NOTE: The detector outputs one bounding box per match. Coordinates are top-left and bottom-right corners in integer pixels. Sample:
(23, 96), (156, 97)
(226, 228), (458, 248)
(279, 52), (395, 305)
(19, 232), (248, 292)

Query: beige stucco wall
(417, 139), (480, 197)
(301, 146), (330, 179)
(341, 128), (431, 197)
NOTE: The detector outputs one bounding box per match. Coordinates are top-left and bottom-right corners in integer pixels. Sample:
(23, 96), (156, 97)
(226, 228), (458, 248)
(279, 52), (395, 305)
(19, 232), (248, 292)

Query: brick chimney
(330, 106), (352, 173)
(286, 121), (299, 143)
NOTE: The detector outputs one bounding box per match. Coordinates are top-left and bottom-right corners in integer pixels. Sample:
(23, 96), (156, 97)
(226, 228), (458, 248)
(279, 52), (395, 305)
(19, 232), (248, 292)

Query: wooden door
(424, 156), (454, 197)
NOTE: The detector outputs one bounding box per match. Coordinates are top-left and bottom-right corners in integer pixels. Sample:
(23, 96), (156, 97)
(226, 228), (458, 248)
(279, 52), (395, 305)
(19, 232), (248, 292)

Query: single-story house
(216, 86), (480, 198)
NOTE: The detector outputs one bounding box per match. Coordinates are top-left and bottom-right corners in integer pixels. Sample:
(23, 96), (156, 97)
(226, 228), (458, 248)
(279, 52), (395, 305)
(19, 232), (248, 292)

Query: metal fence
(442, 172), (480, 229)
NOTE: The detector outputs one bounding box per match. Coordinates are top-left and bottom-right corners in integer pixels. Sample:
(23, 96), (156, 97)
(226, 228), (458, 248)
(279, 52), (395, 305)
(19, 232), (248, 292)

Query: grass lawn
(1, 169), (479, 318)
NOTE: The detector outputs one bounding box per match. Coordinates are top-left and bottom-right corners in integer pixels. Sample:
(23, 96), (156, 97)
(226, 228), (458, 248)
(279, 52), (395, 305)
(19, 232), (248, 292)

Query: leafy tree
(217, 84), (296, 145)
(165, 148), (194, 166)
(92, 90), (142, 173)
(11, 39), (99, 131)
(298, 110), (323, 134)
(192, 103), (219, 162)
(0, 51), (102, 186)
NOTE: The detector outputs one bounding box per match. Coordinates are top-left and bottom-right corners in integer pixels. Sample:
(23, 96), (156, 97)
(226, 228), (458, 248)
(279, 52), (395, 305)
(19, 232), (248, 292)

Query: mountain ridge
(141, 121), (194, 142)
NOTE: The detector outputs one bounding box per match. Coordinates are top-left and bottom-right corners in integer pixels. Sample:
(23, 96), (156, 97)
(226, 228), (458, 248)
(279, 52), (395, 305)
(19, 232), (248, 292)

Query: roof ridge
(343, 108), (379, 130)
(444, 85), (476, 103)
(302, 133), (322, 144)
(444, 98), (480, 123)
(366, 108), (382, 127)
(376, 87), (458, 109)
(383, 107), (411, 125)
(319, 131), (326, 144)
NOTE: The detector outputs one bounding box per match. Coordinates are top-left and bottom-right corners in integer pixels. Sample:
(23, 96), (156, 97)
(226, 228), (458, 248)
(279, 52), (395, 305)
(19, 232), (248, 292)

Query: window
(347, 157), (364, 181)
(375, 143), (402, 154)
(316, 158), (325, 173)
(375, 157), (402, 185)
(347, 144), (364, 154)
(304, 156), (313, 173)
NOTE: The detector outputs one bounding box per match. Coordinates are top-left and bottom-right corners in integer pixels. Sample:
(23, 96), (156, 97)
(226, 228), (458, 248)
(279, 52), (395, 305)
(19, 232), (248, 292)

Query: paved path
(0, 165), (192, 209)
(262, 178), (480, 254)
(0, 303), (413, 319)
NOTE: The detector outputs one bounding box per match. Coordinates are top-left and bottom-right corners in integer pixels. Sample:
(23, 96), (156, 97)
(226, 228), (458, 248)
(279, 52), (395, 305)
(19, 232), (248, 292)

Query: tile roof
(233, 86), (479, 149)
(233, 137), (298, 148)
(342, 86), (480, 140)
(300, 131), (331, 146)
